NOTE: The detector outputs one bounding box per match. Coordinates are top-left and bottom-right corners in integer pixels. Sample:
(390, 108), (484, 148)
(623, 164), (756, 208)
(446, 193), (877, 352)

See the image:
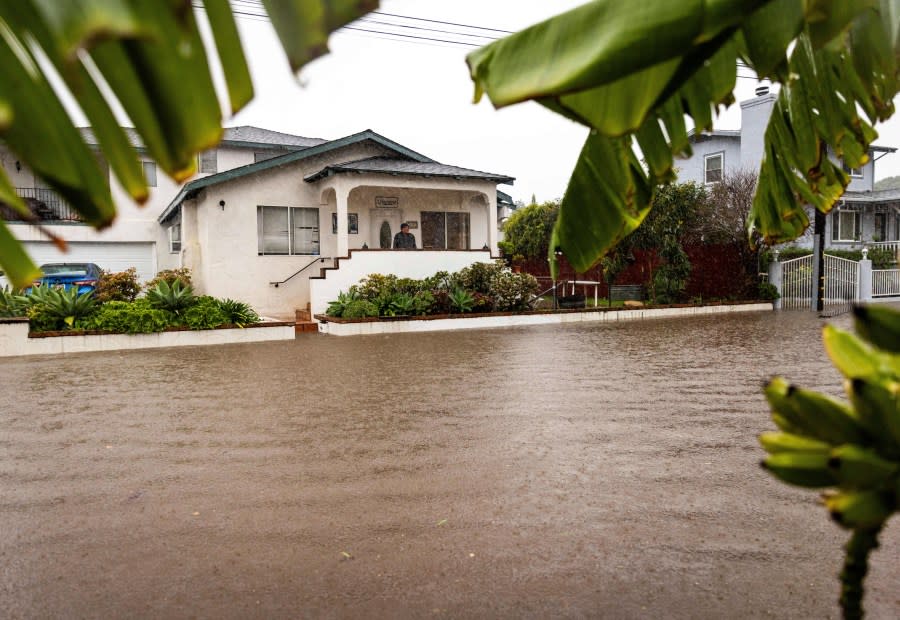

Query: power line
(369, 10), (514, 34)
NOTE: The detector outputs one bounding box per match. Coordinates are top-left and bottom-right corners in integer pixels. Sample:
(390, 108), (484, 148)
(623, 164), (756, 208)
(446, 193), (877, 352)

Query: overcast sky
(217, 1), (900, 203)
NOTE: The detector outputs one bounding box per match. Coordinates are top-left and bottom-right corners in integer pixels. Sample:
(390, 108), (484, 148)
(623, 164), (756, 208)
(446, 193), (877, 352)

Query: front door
(371, 209), (402, 248)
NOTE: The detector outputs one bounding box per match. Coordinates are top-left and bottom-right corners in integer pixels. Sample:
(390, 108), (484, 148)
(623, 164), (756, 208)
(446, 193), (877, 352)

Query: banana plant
(0, 1), (378, 288)
(760, 304), (900, 619)
(467, 0), (899, 277)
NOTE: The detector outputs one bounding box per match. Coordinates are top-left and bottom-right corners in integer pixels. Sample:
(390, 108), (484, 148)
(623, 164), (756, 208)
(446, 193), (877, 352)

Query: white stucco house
(680, 88), (898, 251)
(1, 127), (514, 318)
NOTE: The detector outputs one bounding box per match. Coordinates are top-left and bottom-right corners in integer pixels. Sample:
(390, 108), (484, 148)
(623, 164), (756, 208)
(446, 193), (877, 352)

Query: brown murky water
(2, 309), (899, 619)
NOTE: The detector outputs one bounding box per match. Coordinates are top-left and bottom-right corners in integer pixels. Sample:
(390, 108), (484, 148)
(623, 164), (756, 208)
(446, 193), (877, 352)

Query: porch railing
(869, 241), (900, 256)
(0, 187), (83, 222)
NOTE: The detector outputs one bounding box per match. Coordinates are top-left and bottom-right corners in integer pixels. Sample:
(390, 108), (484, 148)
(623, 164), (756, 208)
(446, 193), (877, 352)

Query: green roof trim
(159, 129), (436, 222)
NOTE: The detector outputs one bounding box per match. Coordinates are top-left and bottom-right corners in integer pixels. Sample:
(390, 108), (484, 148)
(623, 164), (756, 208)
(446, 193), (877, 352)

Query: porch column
(487, 190), (499, 254)
(858, 251), (873, 302)
(334, 178), (350, 257)
(768, 252), (782, 310)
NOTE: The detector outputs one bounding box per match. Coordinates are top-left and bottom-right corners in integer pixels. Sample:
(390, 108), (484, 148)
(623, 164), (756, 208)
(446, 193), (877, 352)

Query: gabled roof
(687, 129), (741, 143)
(158, 129), (438, 222)
(497, 189), (514, 206)
(843, 188), (900, 203)
(79, 125), (325, 150)
(303, 156), (515, 185)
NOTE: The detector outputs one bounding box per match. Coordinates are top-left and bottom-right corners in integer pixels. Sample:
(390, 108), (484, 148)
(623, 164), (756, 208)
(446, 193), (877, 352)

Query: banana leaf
(0, 0), (377, 288)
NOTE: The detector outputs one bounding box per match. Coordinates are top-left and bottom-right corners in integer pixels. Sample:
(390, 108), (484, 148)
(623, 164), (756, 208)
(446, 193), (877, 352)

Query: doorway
(371, 209), (402, 248)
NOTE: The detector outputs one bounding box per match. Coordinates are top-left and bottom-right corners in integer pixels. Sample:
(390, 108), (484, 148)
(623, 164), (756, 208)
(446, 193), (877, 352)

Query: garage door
(18, 241), (156, 285)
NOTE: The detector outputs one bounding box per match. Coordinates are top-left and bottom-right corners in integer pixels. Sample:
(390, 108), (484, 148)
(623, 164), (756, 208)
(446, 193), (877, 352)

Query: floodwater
(2, 309), (899, 619)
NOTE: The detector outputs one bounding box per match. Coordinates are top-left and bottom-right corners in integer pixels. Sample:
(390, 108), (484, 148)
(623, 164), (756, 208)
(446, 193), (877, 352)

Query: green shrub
(182, 296), (229, 330)
(758, 282), (780, 300)
(27, 304), (61, 332)
(453, 261), (505, 294)
(489, 270), (540, 311)
(79, 299), (175, 333)
(146, 279), (195, 315)
(95, 268), (141, 303)
(0, 286), (29, 317)
(217, 298), (260, 326)
(412, 290), (435, 315)
(342, 299), (379, 318)
(145, 267), (192, 291)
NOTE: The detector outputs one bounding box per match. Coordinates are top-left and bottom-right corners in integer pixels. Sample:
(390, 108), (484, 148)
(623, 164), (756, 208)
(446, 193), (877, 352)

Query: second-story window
(704, 152), (723, 183)
(842, 160), (864, 178)
(142, 161), (157, 187)
(169, 221), (181, 253)
(199, 149), (217, 174)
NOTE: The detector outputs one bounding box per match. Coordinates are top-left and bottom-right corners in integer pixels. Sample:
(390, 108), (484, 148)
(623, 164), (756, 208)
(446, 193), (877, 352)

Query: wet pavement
(2, 309), (899, 618)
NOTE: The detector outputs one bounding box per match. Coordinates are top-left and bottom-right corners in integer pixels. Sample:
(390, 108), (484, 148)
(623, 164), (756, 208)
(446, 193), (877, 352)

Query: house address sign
(375, 196), (399, 208)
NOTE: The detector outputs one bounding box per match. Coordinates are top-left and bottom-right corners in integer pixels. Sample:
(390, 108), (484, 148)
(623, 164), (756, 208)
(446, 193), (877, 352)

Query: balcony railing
(0, 187), (83, 222)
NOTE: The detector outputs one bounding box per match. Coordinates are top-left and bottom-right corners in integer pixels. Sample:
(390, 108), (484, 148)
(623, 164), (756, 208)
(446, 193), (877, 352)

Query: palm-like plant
(760, 304), (900, 619)
(217, 298), (260, 327)
(146, 280), (195, 315)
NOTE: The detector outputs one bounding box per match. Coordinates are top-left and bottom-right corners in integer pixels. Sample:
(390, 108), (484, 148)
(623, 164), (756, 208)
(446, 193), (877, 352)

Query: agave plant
(0, 285), (29, 317)
(146, 280), (195, 315)
(325, 290), (359, 318)
(448, 288), (475, 314)
(27, 285), (97, 328)
(760, 304), (900, 619)
(217, 298), (260, 327)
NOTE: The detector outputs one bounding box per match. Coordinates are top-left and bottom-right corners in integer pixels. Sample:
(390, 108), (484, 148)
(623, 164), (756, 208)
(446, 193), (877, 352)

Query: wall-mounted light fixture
(219, 200), (226, 210)
(15, 161), (21, 172)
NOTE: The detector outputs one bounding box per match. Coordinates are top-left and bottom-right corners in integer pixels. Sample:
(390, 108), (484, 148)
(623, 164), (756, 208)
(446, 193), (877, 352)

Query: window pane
(705, 154), (722, 183)
(875, 213), (886, 240)
(170, 223), (181, 253)
(446, 212), (470, 249)
(142, 161), (157, 187)
(258, 206), (289, 254)
(291, 207), (319, 255)
(421, 211), (446, 249)
(199, 150), (217, 174)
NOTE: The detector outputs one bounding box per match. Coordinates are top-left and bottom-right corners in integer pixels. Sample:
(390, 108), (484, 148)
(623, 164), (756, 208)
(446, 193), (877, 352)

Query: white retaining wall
(309, 249), (494, 317)
(0, 319), (295, 357)
(318, 302), (774, 336)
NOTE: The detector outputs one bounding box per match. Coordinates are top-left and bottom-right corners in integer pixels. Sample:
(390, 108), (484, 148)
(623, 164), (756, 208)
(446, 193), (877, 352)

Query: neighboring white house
(680, 88), (898, 250)
(1, 127), (514, 318)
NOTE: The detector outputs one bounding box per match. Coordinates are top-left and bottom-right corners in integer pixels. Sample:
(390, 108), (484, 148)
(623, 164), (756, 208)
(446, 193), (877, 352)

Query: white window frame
(704, 152), (723, 184)
(142, 161), (157, 187)
(257, 206), (320, 256)
(199, 149), (217, 174)
(832, 207), (861, 242)
(842, 160), (864, 178)
(168, 221), (181, 253)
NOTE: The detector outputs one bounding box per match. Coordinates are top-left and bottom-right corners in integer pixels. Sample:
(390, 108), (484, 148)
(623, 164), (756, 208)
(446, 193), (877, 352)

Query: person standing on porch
(393, 222), (416, 249)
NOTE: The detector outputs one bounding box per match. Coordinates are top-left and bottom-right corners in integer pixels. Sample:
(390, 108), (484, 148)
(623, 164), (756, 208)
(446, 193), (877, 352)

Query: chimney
(740, 86), (777, 171)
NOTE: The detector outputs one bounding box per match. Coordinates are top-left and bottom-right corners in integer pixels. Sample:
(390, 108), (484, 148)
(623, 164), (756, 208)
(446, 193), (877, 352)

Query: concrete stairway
(295, 304), (318, 334)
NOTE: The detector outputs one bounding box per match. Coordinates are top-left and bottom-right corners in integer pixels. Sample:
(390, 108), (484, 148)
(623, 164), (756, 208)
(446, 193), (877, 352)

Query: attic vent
(755, 86), (769, 97)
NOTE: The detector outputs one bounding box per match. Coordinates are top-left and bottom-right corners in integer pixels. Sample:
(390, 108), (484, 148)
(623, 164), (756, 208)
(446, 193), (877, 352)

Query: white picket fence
(873, 269), (900, 297)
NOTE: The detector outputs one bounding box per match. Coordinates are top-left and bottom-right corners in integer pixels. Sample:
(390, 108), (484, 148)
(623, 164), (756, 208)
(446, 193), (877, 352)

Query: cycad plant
(146, 280), (195, 315)
(27, 285), (97, 329)
(0, 286), (29, 317)
(760, 304), (900, 619)
(217, 298), (260, 327)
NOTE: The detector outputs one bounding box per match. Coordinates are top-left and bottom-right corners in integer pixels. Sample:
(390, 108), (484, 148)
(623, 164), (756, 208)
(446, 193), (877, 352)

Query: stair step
(295, 321), (318, 334)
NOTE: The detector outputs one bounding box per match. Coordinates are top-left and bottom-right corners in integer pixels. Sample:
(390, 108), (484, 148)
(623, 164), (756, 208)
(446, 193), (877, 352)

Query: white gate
(781, 254), (814, 309)
(873, 269), (900, 297)
(779, 253), (859, 310)
(824, 254), (859, 308)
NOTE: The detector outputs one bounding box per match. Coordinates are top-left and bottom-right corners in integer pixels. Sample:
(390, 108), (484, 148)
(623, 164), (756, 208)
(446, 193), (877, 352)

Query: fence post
(858, 248), (872, 303)
(769, 250), (783, 310)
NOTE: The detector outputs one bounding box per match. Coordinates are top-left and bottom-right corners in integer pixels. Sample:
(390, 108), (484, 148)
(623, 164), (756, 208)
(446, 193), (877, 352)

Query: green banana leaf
(0, 0), (377, 288)
(467, 0), (900, 274)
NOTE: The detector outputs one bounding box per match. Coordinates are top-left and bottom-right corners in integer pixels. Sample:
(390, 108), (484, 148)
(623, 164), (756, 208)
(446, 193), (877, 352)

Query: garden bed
(315, 300), (773, 336)
(0, 317), (295, 357)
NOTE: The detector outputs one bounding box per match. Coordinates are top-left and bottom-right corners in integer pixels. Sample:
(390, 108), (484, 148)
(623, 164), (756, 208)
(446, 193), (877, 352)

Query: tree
(0, 1), (376, 287)
(498, 199), (560, 260)
(466, 2), (900, 616)
(874, 175), (900, 191)
(467, 1), (898, 278)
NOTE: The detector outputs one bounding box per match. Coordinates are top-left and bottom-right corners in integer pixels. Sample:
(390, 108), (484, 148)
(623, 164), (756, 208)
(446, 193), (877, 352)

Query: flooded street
(2, 309), (899, 618)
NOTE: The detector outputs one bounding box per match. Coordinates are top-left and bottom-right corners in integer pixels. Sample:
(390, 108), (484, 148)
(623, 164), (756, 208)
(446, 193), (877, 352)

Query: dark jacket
(393, 231), (416, 249)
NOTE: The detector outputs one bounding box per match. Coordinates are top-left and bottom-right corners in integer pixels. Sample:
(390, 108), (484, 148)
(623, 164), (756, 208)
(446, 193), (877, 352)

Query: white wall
(677, 136), (742, 184)
(309, 250), (494, 317)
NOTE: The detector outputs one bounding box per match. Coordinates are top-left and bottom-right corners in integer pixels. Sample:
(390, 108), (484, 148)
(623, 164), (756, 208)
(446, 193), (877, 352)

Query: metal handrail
(270, 256), (332, 287)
